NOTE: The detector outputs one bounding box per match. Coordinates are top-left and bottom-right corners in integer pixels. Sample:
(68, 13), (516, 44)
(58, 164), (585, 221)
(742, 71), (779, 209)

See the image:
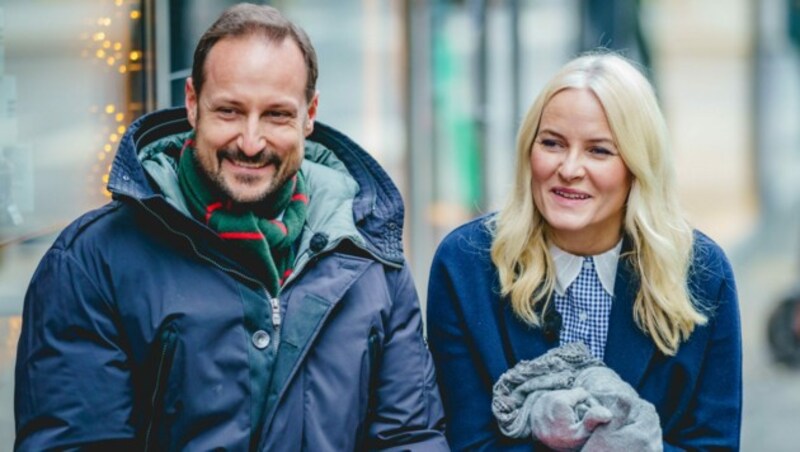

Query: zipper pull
(271, 297), (281, 329)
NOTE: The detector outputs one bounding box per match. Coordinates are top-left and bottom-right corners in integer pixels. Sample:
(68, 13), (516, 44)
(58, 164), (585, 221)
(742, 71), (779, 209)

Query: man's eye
(217, 108), (237, 116)
(267, 111), (290, 118)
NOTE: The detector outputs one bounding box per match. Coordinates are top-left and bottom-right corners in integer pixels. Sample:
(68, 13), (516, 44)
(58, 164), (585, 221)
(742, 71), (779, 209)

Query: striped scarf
(177, 139), (308, 295)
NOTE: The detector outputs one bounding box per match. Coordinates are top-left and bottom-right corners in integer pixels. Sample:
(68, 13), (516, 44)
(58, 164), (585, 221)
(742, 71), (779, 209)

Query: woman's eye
(539, 139), (559, 148)
(589, 146), (613, 156)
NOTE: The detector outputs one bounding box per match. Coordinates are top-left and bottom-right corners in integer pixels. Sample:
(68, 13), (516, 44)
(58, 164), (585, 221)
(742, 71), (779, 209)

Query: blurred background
(1, 0), (799, 449)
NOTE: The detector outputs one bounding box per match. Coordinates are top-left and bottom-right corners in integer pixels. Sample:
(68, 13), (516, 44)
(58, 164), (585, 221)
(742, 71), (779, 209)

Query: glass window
(0, 0), (146, 444)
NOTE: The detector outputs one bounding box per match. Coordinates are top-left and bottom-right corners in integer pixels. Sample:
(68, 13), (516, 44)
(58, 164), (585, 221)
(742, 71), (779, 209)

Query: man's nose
(237, 116), (265, 156)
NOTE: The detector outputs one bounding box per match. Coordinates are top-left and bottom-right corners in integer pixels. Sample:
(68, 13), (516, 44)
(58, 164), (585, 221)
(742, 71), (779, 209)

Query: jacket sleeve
(664, 246), (743, 451)
(426, 239), (532, 452)
(14, 246), (138, 451)
(365, 263), (450, 451)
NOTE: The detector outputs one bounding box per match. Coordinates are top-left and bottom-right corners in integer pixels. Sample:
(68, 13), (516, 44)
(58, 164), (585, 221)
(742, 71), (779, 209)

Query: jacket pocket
(356, 327), (382, 448)
(143, 321), (179, 452)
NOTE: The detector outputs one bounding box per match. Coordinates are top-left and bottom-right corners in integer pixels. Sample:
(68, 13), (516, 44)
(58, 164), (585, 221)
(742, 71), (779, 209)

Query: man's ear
(304, 91), (319, 137)
(185, 77), (198, 128)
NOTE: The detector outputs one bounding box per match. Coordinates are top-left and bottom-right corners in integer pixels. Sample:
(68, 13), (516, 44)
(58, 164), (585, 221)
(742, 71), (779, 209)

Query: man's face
(185, 34), (318, 204)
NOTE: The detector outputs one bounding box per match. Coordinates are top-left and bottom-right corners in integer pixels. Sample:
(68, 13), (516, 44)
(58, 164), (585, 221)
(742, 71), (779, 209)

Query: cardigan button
(252, 330), (271, 349)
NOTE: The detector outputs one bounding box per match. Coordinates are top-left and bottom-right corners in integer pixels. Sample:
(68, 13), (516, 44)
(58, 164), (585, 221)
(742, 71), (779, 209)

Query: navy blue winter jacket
(15, 108), (448, 451)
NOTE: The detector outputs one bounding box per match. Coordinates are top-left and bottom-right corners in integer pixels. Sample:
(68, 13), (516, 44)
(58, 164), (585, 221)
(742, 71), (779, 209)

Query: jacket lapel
(498, 295), (557, 369)
(603, 244), (656, 388)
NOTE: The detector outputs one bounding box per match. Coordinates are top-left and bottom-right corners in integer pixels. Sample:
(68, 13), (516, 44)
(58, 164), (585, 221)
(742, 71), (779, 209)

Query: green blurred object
(432, 2), (482, 212)
(789, 0), (800, 48)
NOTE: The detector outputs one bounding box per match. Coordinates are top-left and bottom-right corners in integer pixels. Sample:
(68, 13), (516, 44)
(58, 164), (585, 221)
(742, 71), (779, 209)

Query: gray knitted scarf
(492, 342), (663, 452)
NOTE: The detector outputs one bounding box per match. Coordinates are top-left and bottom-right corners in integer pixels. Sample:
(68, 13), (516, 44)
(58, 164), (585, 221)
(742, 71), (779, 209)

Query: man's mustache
(217, 148), (280, 166)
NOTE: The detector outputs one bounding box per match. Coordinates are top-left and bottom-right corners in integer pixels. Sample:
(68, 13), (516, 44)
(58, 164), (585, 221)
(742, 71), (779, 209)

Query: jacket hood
(107, 107), (405, 267)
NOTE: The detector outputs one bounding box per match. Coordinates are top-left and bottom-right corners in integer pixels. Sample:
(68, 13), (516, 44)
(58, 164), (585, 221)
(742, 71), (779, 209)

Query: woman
(427, 53), (741, 451)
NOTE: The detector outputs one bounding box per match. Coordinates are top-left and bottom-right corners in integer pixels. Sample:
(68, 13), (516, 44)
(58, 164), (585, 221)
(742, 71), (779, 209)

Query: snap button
(122, 174), (130, 181)
(582, 259), (592, 270)
(309, 232), (329, 253)
(578, 311), (588, 322)
(252, 330), (270, 349)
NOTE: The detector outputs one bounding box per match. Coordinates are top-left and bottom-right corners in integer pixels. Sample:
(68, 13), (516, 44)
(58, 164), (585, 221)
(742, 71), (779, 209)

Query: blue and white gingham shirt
(550, 241), (622, 360)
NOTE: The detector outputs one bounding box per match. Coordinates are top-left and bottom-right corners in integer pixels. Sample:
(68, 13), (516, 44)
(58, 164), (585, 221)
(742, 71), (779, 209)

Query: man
(14, 4), (448, 450)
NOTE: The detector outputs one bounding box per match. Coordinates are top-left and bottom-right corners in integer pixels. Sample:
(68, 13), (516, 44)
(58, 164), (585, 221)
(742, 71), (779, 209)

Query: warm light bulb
(130, 11), (141, 19)
(119, 65), (128, 74)
(115, 113), (124, 122)
(105, 104), (115, 114)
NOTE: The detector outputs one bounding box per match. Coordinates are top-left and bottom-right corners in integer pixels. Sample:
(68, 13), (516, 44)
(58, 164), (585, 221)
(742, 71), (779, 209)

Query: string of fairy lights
(80, 0), (142, 198)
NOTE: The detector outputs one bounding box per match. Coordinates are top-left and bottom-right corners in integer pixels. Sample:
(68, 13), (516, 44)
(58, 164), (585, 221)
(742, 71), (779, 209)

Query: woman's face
(530, 88), (632, 255)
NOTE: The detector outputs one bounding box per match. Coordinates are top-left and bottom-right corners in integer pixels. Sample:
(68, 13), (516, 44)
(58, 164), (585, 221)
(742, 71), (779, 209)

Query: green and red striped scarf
(177, 138), (308, 295)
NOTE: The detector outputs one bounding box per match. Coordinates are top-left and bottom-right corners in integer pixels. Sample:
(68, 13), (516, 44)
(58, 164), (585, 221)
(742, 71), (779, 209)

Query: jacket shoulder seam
(54, 201), (127, 252)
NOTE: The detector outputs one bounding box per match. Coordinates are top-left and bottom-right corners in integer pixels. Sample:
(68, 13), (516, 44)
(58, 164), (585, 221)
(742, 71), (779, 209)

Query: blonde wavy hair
(490, 52), (706, 356)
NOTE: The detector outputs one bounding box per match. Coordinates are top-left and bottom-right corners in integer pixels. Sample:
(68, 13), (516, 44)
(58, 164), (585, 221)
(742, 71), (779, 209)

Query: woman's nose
(557, 150), (586, 181)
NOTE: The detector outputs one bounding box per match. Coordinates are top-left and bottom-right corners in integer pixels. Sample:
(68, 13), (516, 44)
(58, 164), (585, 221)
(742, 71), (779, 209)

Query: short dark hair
(191, 3), (318, 103)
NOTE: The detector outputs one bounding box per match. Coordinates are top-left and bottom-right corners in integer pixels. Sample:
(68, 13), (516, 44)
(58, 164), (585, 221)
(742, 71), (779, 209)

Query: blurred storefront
(0, 0), (148, 445)
(0, 0), (757, 316)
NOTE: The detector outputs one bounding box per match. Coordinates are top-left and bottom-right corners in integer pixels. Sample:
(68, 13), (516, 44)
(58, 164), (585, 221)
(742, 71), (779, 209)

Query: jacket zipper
(270, 295), (281, 346)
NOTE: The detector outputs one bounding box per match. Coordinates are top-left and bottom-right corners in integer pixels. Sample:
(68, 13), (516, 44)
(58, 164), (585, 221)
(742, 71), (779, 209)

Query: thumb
(581, 402), (613, 431)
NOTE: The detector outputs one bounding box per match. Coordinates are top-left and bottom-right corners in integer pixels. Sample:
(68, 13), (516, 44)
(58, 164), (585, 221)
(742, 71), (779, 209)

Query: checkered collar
(549, 239), (623, 296)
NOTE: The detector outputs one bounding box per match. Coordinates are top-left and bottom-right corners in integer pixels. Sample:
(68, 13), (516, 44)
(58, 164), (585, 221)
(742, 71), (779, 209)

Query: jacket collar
(107, 107), (406, 268)
(549, 240), (623, 296)
(500, 235), (655, 388)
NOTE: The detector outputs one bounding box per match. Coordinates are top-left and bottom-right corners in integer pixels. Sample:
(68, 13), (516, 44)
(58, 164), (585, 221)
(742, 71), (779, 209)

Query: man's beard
(202, 147), (295, 207)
